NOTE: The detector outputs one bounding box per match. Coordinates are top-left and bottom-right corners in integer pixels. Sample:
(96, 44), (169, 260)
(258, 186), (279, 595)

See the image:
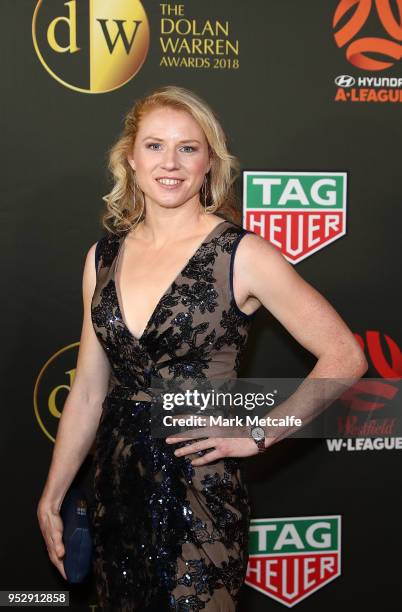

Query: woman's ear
(206, 154), (212, 174)
(127, 155), (136, 172)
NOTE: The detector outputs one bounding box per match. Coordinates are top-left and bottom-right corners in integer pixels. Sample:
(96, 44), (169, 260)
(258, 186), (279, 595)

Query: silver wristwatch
(250, 426), (266, 452)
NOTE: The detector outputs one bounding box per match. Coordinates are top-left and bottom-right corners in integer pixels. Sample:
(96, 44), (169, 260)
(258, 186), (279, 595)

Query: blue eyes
(147, 143), (196, 153)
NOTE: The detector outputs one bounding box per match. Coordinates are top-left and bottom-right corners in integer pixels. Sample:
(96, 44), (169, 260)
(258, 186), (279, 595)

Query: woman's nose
(161, 147), (179, 169)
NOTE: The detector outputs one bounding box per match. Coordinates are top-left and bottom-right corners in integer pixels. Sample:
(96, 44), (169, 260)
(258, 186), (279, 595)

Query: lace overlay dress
(89, 220), (255, 611)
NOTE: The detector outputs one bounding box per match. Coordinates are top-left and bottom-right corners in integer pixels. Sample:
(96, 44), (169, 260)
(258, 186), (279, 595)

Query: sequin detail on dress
(89, 220), (255, 611)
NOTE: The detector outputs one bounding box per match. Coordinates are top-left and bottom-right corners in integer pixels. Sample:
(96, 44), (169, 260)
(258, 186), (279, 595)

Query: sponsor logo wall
(2, 1), (400, 609)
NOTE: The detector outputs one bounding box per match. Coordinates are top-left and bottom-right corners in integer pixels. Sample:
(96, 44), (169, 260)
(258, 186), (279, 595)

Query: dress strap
(229, 226), (255, 320)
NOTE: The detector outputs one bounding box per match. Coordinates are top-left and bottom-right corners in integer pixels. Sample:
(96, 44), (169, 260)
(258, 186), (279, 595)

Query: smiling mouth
(155, 178), (184, 186)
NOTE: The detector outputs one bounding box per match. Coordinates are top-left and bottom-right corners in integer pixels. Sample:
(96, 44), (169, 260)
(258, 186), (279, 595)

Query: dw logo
(32, 0), (150, 93)
(34, 343), (80, 443)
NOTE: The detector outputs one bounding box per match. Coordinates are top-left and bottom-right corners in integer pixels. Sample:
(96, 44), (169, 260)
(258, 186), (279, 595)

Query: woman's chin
(145, 190), (194, 208)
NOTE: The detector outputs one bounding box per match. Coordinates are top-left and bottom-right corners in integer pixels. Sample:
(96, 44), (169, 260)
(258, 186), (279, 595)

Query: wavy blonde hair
(100, 85), (242, 235)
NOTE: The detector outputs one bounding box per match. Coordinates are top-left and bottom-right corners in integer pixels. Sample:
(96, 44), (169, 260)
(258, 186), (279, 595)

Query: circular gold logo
(34, 342), (79, 443)
(32, 0), (150, 93)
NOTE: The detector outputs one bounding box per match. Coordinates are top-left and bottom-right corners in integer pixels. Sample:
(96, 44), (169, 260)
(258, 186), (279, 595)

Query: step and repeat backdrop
(2, 1), (401, 610)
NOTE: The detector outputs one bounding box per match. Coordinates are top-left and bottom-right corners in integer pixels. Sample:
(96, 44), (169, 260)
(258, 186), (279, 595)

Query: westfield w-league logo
(32, 0), (150, 93)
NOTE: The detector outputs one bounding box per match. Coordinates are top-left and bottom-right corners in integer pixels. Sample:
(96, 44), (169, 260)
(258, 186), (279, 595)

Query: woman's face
(127, 106), (212, 212)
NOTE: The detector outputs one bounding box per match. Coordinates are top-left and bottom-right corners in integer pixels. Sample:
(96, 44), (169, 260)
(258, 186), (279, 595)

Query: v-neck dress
(89, 219), (255, 611)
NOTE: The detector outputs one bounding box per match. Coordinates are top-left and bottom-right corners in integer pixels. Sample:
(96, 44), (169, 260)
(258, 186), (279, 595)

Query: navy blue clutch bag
(60, 487), (93, 583)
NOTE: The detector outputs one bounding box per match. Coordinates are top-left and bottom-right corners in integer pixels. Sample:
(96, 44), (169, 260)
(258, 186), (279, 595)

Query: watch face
(251, 426), (265, 441)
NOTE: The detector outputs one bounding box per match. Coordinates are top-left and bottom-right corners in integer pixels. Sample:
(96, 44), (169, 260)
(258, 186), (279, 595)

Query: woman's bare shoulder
(237, 229), (284, 262)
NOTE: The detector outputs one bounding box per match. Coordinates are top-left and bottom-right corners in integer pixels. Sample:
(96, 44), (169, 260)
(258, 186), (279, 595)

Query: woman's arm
(235, 232), (368, 375)
(37, 241), (111, 578)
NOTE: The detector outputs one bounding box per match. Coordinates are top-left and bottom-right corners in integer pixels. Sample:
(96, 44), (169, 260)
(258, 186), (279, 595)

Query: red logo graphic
(340, 331), (401, 412)
(333, 0), (402, 70)
(355, 330), (402, 379)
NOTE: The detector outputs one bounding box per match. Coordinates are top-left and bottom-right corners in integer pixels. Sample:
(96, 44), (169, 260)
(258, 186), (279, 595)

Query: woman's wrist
(38, 488), (66, 513)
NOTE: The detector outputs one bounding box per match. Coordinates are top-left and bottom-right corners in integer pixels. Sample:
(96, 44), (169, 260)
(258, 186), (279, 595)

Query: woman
(37, 85), (367, 611)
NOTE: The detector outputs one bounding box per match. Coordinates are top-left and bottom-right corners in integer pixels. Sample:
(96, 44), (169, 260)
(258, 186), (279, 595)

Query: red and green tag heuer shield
(245, 515), (341, 607)
(243, 172), (347, 263)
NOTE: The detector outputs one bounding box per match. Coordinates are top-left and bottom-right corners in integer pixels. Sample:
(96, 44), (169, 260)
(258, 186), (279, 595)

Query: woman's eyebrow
(141, 136), (201, 144)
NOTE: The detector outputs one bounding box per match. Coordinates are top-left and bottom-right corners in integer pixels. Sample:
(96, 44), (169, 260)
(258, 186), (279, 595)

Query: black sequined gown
(89, 220), (255, 611)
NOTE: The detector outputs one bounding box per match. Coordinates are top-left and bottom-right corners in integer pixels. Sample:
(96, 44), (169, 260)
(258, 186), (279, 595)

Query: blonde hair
(100, 85), (242, 235)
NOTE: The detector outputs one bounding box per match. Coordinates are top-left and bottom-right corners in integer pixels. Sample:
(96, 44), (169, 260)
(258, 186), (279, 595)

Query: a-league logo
(333, 0), (402, 71)
(32, 0), (150, 93)
(246, 516), (341, 607)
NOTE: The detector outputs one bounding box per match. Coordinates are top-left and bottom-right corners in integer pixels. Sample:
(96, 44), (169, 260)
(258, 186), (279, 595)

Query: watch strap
(250, 426), (266, 453)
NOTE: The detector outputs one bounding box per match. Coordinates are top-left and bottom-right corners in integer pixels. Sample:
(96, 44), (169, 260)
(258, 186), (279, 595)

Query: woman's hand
(165, 424), (271, 466)
(37, 499), (67, 581)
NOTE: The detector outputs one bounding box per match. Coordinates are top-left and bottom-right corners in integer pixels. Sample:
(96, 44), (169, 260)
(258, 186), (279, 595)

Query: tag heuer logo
(243, 172), (347, 263)
(246, 515), (341, 607)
